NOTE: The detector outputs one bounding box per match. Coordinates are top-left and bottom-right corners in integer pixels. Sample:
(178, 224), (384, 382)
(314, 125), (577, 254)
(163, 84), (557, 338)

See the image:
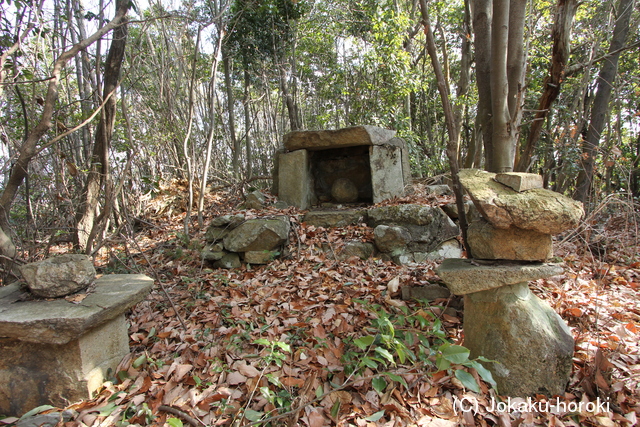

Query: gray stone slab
(0, 274), (153, 344)
(283, 126), (396, 151)
(495, 172), (543, 192)
(370, 145), (405, 204)
(436, 258), (563, 295)
(302, 209), (366, 228)
(278, 150), (312, 209)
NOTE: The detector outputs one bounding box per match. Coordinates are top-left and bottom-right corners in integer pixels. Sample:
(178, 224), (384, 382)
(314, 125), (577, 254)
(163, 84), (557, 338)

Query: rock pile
(437, 169), (584, 397)
(203, 215), (290, 267)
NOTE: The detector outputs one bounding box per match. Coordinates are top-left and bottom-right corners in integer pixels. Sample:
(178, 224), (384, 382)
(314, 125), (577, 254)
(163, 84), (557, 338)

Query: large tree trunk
(574, 0), (635, 203)
(472, 0), (527, 173)
(516, 0), (579, 172)
(75, 0), (129, 252)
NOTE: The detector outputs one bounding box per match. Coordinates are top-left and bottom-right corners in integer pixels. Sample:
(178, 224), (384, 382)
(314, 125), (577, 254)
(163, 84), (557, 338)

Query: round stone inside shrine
(331, 178), (358, 203)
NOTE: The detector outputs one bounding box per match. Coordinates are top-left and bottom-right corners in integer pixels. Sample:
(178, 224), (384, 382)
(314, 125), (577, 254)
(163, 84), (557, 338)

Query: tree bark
(198, 25), (225, 227)
(490, 0), (515, 172)
(75, 0), (129, 252)
(516, 0), (578, 172)
(223, 51), (240, 178)
(574, 0), (635, 203)
(471, 0), (493, 170)
(419, 0), (471, 256)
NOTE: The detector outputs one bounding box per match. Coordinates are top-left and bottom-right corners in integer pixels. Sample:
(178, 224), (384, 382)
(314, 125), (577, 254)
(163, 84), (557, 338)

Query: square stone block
(278, 150), (312, 209)
(467, 218), (553, 261)
(0, 314), (129, 416)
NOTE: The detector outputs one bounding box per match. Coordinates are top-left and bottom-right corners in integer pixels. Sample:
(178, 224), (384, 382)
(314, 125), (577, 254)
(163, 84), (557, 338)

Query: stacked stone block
(437, 169), (584, 397)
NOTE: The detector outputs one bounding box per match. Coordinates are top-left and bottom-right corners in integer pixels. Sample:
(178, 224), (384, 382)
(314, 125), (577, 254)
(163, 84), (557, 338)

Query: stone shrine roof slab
(436, 258), (563, 295)
(0, 274), (153, 345)
(283, 125), (397, 151)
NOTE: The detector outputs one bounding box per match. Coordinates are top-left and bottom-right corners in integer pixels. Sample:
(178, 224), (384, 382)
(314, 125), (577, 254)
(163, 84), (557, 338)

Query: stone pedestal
(0, 274), (153, 416)
(437, 259), (574, 396)
(464, 283), (574, 396)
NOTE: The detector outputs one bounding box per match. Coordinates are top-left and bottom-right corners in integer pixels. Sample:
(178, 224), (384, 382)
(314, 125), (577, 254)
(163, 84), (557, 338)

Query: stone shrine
(274, 125), (411, 209)
(0, 273), (153, 416)
(437, 169), (584, 396)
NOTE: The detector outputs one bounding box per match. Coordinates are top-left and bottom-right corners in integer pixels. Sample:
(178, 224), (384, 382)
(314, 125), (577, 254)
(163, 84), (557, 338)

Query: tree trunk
(75, 0), (129, 252)
(574, 0), (635, 203)
(490, 0), (515, 172)
(243, 64), (253, 178)
(198, 26), (225, 227)
(516, 0), (578, 172)
(419, 0), (471, 256)
(0, 2), (129, 257)
(471, 0), (493, 170)
(223, 51), (240, 178)
(182, 26), (201, 237)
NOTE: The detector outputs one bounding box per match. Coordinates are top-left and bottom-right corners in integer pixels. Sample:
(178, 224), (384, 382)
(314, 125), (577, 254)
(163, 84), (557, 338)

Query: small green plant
(434, 342), (497, 393)
(254, 338), (291, 367)
(343, 300), (497, 394)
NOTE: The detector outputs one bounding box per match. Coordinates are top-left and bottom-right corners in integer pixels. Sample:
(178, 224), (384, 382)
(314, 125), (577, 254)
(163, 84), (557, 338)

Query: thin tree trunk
(198, 26), (225, 227)
(0, 2), (129, 238)
(223, 51), (240, 178)
(516, 0), (578, 172)
(243, 65), (253, 178)
(75, 0), (129, 252)
(182, 26), (201, 237)
(574, 0), (635, 203)
(419, 0), (471, 256)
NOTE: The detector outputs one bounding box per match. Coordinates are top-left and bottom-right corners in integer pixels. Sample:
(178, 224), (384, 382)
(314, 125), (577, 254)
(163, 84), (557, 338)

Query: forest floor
(4, 183), (640, 427)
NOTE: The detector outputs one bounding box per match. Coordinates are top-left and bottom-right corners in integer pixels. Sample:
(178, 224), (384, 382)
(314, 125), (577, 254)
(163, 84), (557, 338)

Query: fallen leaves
(24, 189), (638, 427)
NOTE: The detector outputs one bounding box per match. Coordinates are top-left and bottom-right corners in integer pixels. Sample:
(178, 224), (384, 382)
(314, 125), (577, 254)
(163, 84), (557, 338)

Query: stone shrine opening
(275, 125), (411, 209)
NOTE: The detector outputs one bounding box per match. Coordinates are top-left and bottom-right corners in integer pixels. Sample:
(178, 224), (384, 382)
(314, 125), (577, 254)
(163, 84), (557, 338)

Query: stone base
(0, 314), (129, 416)
(463, 283), (574, 397)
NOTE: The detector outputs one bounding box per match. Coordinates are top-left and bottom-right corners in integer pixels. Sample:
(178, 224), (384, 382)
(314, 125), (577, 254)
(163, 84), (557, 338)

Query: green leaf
(361, 357), (378, 369)
(19, 405), (56, 420)
(467, 361), (497, 389)
(315, 384), (324, 399)
(243, 409), (264, 421)
(98, 402), (119, 417)
(166, 418), (184, 427)
(435, 355), (451, 371)
(354, 335), (375, 350)
(364, 410), (385, 421)
(132, 354), (147, 368)
(455, 369), (481, 393)
(330, 399), (341, 419)
(395, 346), (406, 364)
(275, 341), (291, 352)
(386, 373), (408, 389)
(372, 377), (387, 393)
(254, 338), (271, 346)
(441, 344), (470, 364)
(374, 347), (395, 365)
